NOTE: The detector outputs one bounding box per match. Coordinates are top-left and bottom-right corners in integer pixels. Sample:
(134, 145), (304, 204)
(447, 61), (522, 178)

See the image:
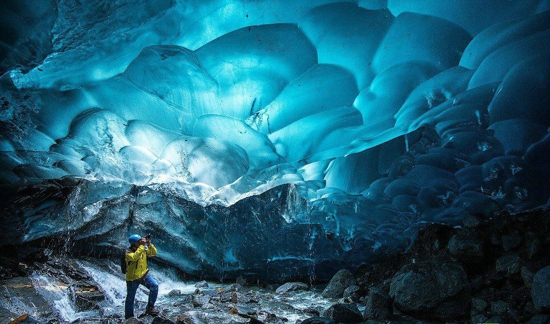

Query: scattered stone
(389, 261), (470, 321)
(502, 233), (522, 251)
(126, 318), (144, 324)
(276, 282), (309, 294)
(525, 232), (541, 259)
(363, 287), (391, 320)
(167, 289), (182, 297)
(495, 254), (522, 276)
(194, 281), (209, 288)
(192, 294), (211, 308)
(532, 266), (550, 312)
(322, 303), (363, 323)
(522, 266), (535, 288)
(152, 317), (176, 324)
(175, 313), (200, 324)
(321, 269), (357, 298)
(471, 298), (488, 313)
(300, 317), (336, 324)
(490, 300), (508, 315)
(235, 305), (257, 317)
(447, 231), (484, 261)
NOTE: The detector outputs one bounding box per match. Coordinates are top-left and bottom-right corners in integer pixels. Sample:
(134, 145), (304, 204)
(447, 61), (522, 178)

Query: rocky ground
(1, 209), (549, 324)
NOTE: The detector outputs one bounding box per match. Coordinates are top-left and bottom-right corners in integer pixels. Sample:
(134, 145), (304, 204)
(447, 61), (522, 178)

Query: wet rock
(302, 308), (321, 317)
(532, 266), (550, 312)
(152, 317), (175, 324)
(192, 294), (211, 308)
(233, 304), (257, 317)
(231, 291), (252, 303)
(300, 317), (336, 324)
(522, 266), (535, 288)
(194, 281), (209, 288)
(502, 233), (522, 251)
(321, 269), (356, 298)
(167, 289), (182, 297)
(447, 231), (484, 261)
(490, 300), (508, 315)
(342, 285), (359, 301)
(275, 282), (308, 294)
(74, 281), (105, 311)
(322, 303), (363, 323)
(495, 254), (522, 276)
(175, 313), (201, 324)
(389, 261), (470, 321)
(246, 318), (264, 324)
(0, 277), (56, 322)
(363, 287), (391, 320)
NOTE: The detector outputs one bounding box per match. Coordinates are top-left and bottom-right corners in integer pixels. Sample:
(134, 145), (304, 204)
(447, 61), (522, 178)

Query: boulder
(532, 266), (550, 312)
(322, 303), (363, 323)
(322, 269), (357, 298)
(300, 317), (336, 324)
(342, 285), (360, 301)
(502, 233), (522, 252)
(275, 282), (309, 294)
(527, 315), (550, 324)
(471, 298), (488, 314)
(389, 261), (470, 321)
(447, 231), (484, 261)
(363, 287), (391, 320)
(495, 254), (522, 276)
(490, 300), (508, 315)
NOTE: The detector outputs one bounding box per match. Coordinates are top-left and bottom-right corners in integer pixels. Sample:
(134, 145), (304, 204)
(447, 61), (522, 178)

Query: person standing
(125, 234), (159, 319)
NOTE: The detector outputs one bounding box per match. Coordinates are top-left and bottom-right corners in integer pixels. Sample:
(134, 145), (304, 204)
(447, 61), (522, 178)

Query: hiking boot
(146, 305), (159, 316)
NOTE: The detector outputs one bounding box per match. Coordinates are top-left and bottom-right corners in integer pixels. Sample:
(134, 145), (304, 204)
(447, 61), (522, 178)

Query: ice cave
(1, 0), (550, 323)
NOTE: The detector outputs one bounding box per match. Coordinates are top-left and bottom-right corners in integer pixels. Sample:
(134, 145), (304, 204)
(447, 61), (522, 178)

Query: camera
(145, 234), (151, 240)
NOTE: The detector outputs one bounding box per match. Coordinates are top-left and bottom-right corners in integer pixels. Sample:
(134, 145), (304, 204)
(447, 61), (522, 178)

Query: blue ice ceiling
(1, 0), (550, 279)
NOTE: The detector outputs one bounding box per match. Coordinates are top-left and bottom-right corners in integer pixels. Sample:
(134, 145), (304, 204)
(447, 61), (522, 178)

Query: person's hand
(145, 236), (151, 245)
(139, 238), (147, 245)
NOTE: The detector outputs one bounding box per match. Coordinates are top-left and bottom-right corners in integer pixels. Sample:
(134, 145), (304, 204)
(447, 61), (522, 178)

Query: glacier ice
(1, 0), (549, 281)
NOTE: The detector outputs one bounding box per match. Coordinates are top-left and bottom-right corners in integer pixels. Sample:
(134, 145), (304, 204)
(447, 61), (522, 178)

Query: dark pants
(125, 273), (158, 319)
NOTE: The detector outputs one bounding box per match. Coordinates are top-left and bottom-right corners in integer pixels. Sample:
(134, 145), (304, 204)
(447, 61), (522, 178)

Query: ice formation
(1, 0), (549, 281)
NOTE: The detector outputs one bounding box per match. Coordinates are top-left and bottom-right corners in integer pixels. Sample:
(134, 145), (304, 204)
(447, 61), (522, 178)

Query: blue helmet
(128, 234), (141, 244)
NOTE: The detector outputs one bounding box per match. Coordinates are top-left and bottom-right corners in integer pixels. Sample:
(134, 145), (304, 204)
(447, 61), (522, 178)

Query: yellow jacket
(125, 244), (157, 281)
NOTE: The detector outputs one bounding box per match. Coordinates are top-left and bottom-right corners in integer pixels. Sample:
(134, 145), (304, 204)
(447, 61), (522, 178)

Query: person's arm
(147, 243), (157, 257)
(126, 245), (145, 261)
